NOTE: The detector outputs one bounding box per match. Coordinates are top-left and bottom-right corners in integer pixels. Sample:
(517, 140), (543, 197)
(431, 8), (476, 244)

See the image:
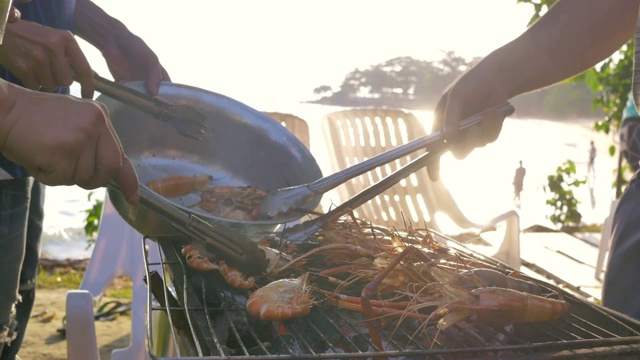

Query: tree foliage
(316, 54), (477, 108)
(312, 53), (601, 119)
(543, 160), (586, 231)
(518, 0), (633, 135)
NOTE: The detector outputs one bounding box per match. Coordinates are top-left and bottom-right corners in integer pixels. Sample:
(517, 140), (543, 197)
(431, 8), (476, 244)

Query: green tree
(543, 160), (586, 231)
(84, 191), (103, 249)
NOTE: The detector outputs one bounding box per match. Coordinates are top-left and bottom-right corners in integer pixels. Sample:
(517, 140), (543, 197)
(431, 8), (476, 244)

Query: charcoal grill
(142, 232), (640, 360)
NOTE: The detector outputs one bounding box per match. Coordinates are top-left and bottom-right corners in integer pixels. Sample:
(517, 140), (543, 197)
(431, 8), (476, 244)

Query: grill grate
(142, 235), (640, 360)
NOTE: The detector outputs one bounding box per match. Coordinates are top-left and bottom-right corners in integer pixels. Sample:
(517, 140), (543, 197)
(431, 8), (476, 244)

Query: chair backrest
(321, 108), (435, 229)
(263, 111), (311, 149)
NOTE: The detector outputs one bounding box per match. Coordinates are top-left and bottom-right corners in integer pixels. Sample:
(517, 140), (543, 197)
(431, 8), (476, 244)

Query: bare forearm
(74, 0), (128, 51)
(482, 0), (639, 98)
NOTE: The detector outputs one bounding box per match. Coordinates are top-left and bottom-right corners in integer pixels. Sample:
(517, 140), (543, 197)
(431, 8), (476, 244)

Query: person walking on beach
(426, 0), (640, 318)
(588, 140), (597, 177)
(513, 160), (526, 206)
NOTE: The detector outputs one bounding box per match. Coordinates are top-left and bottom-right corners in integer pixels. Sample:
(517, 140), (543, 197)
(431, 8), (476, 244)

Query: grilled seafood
(146, 176), (274, 221)
(147, 174), (212, 197)
(431, 267), (542, 295)
(181, 245), (255, 289)
(436, 286), (570, 330)
(199, 185), (268, 221)
(246, 274), (313, 321)
(181, 244), (220, 271)
(181, 210), (575, 343)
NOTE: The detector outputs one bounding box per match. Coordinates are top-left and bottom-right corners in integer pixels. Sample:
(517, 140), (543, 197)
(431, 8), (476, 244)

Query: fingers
(8, 7), (21, 23)
(145, 65), (171, 96)
(64, 36), (94, 99)
(31, 99), (138, 204)
(76, 102), (139, 205)
(428, 92), (450, 181)
(426, 154), (441, 182)
(113, 156), (140, 205)
(449, 106), (511, 159)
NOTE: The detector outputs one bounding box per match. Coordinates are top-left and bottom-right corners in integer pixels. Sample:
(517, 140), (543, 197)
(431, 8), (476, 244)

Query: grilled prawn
(147, 174), (212, 197)
(246, 274), (313, 321)
(436, 286), (570, 330)
(181, 245), (255, 289)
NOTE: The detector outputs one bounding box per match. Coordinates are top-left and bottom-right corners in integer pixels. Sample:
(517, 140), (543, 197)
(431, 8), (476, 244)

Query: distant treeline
(309, 53), (604, 120)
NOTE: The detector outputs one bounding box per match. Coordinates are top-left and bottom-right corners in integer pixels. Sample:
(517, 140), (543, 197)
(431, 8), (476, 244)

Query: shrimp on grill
(147, 174), (212, 197)
(435, 286), (570, 330)
(181, 245), (255, 289)
(246, 273), (313, 321)
(431, 267), (543, 295)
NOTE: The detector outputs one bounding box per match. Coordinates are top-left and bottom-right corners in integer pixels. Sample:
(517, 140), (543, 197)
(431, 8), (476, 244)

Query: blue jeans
(0, 179), (44, 360)
(602, 171), (640, 318)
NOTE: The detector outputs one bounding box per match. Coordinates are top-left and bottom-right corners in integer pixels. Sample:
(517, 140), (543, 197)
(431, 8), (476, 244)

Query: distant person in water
(588, 140), (597, 176)
(513, 160), (526, 206)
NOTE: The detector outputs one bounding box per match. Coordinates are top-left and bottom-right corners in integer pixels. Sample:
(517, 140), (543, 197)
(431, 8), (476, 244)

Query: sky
(77, 0), (534, 105)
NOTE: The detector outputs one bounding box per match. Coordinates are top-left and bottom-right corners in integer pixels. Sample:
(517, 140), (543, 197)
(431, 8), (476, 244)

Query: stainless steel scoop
(259, 102), (515, 218)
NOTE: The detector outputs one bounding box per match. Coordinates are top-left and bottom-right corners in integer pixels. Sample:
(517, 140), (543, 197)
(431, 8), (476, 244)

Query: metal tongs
(126, 183), (268, 275)
(281, 102), (515, 243)
(92, 72), (209, 140)
(259, 102), (515, 217)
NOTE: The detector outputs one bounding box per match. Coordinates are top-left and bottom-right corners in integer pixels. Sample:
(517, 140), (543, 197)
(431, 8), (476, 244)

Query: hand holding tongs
(113, 182), (268, 275)
(259, 102), (515, 218)
(91, 72), (209, 140)
(281, 102), (515, 243)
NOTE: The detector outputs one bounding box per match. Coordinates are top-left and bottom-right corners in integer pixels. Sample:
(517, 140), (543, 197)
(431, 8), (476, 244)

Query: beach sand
(20, 287), (132, 360)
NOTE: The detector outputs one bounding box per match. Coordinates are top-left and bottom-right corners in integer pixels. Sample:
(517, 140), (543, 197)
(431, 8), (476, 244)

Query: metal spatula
(92, 72), (209, 140)
(259, 102), (515, 218)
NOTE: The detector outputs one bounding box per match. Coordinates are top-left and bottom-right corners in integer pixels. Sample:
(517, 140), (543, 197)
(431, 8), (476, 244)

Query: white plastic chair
(263, 111), (311, 149)
(66, 193), (158, 360)
(321, 108), (521, 268)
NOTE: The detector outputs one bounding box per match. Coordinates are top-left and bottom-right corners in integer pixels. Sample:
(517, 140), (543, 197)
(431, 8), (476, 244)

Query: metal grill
(142, 235), (640, 360)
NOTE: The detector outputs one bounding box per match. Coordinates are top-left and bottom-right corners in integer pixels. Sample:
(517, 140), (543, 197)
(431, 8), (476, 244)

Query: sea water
(40, 102), (618, 260)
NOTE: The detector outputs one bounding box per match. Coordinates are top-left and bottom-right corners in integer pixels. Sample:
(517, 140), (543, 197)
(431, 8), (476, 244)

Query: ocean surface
(40, 101), (619, 260)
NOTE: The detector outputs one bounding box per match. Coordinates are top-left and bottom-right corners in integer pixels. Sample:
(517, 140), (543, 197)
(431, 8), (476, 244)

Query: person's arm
(0, 79), (139, 204)
(428, 0), (640, 180)
(74, 0), (170, 95)
(485, 0), (639, 99)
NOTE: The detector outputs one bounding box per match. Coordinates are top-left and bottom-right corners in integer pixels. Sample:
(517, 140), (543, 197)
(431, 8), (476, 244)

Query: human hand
(0, 83), (139, 205)
(7, 0), (31, 23)
(101, 31), (170, 96)
(0, 19), (94, 98)
(428, 70), (512, 180)
(74, 0), (170, 94)
(8, 6), (21, 23)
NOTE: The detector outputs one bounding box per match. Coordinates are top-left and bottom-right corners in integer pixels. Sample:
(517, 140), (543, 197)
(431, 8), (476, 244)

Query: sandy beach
(20, 286), (132, 360)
